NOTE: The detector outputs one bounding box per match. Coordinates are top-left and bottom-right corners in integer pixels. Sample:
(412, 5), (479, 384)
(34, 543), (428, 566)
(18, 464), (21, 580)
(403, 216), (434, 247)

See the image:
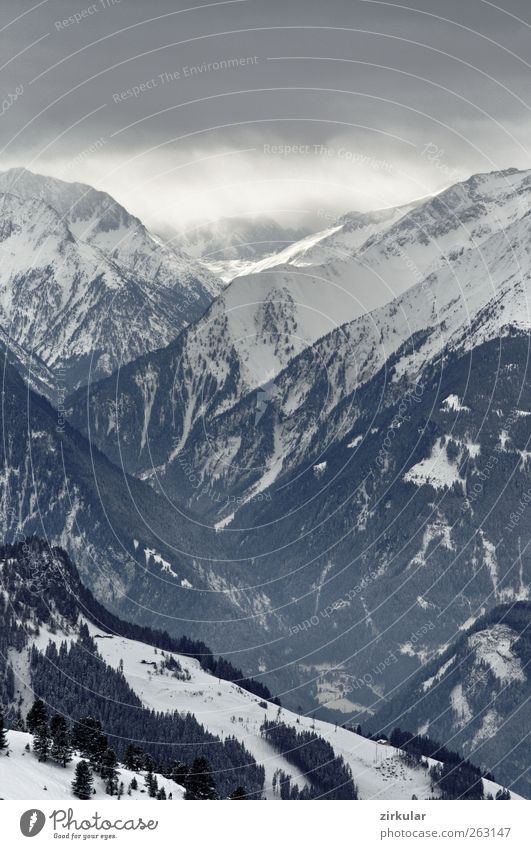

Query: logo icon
(20, 810), (46, 837)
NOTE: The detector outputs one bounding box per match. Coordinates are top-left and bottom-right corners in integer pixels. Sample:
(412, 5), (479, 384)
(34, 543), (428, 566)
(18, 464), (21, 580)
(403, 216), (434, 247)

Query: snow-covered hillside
(5, 621), (430, 800)
(0, 732), (184, 801)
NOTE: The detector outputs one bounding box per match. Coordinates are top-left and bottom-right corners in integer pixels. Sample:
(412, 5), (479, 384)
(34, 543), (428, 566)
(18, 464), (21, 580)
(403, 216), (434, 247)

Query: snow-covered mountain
(1, 540), (518, 800)
(4, 165), (531, 798)
(163, 214), (312, 282)
(241, 203), (417, 275)
(67, 167), (531, 501)
(0, 346), (258, 655)
(65, 171), (531, 755)
(0, 168), (222, 389)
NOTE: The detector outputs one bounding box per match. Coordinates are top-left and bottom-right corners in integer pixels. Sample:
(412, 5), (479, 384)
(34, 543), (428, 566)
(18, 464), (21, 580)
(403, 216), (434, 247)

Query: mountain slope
(0, 731), (185, 801)
(0, 349), (264, 654)
(67, 168), (531, 508)
(241, 204), (416, 275)
(0, 168), (222, 389)
(369, 603), (531, 798)
(2, 539), (517, 800)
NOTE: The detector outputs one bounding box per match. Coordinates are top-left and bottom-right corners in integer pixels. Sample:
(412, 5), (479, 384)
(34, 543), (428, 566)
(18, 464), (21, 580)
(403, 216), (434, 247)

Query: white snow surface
(0, 731), (184, 801)
(87, 623), (441, 800)
(404, 438), (463, 491)
(468, 625), (526, 683)
(4, 615), (522, 800)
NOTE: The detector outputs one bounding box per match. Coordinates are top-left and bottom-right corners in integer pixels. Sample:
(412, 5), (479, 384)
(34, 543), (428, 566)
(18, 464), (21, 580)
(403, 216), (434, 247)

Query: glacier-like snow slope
(240, 204), (417, 275)
(165, 214), (312, 282)
(0, 168), (222, 389)
(0, 731), (184, 801)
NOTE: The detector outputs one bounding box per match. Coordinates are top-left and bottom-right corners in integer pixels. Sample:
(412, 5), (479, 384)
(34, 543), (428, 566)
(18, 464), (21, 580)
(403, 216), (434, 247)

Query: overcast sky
(2, 0), (531, 232)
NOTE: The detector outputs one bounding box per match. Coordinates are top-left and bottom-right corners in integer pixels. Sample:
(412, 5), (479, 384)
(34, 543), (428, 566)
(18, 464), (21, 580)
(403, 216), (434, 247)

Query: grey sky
(2, 0), (531, 231)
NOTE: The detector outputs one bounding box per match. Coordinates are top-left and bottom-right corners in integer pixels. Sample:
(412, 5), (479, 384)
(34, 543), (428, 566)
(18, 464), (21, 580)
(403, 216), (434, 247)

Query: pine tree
(72, 760), (94, 800)
(14, 708), (25, 732)
(184, 757), (217, 800)
(50, 715), (73, 767)
(101, 748), (119, 796)
(27, 699), (48, 733)
(171, 761), (189, 787)
(72, 717), (100, 753)
(33, 723), (50, 762)
(124, 743), (144, 771)
(89, 731), (109, 772)
(156, 786), (167, 800)
(0, 709), (8, 750)
(229, 785), (247, 799)
(145, 768), (159, 798)
(130, 776), (138, 791)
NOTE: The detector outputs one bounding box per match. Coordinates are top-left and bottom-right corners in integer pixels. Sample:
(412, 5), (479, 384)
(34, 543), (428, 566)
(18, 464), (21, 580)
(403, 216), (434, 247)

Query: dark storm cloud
(1, 0), (531, 228)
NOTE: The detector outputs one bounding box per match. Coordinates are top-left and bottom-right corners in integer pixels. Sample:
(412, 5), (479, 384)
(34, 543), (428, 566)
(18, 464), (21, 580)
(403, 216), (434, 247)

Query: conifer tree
(27, 699), (48, 733)
(229, 785), (247, 799)
(184, 757), (217, 800)
(33, 722), (50, 762)
(101, 748), (119, 796)
(145, 768), (159, 798)
(124, 743), (144, 771)
(72, 760), (94, 799)
(50, 715), (73, 767)
(171, 761), (189, 787)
